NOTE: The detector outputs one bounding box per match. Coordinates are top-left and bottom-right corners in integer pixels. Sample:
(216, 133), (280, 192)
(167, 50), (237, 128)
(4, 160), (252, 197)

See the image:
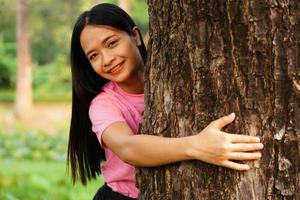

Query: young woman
(67, 3), (264, 200)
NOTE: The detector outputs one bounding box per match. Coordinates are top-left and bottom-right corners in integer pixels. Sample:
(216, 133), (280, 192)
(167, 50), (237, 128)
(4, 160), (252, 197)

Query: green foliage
(0, 160), (103, 200)
(0, 129), (67, 161)
(0, 130), (103, 199)
(0, 89), (15, 102)
(32, 56), (72, 102)
(0, 38), (16, 88)
(130, 0), (149, 34)
(28, 0), (82, 65)
(0, 56), (72, 103)
(0, 0), (16, 42)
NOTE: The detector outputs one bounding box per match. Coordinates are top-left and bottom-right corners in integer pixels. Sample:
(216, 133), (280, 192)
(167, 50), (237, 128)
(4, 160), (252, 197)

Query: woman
(67, 3), (264, 200)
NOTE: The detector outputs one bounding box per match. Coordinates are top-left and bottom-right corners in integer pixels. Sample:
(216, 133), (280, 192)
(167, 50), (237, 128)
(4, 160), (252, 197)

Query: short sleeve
(89, 97), (126, 147)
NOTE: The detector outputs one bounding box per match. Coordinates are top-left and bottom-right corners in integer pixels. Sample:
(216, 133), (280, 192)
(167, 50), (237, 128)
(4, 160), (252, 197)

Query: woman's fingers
(227, 133), (261, 143)
(209, 113), (236, 130)
(227, 152), (262, 160)
(220, 152), (261, 170)
(222, 160), (250, 171)
(229, 143), (264, 152)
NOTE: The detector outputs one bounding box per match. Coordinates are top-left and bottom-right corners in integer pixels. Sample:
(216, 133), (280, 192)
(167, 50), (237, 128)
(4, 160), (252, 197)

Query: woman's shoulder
(90, 91), (117, 109)
(89, 92), (121, 120)
(91, 81), (115, 103)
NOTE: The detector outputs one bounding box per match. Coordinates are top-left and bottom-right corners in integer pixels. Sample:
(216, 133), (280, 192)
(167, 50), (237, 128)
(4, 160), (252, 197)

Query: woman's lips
(109, 61), (124, 75)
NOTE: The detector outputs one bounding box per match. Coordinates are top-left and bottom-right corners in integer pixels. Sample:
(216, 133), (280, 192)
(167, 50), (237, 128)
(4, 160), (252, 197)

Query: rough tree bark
(15, 0), (33, 118)
(137, 0), (300, 199)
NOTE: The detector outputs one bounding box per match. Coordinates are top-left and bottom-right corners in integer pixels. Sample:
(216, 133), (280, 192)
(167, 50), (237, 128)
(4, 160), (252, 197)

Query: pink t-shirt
(89, 81), (144, 198)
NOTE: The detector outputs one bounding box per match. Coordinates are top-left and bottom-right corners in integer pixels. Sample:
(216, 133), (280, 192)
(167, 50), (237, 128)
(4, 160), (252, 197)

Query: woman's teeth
(109, 63), (122, 73)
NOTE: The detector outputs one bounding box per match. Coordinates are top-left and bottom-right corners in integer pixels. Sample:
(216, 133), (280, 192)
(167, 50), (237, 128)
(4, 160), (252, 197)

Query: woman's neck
(118, 81), (144, 94)
(117, 70), (144, 94)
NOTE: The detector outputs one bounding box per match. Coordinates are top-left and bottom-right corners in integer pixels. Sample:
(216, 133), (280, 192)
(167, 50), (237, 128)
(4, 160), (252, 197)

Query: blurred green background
(0, 0), (148, 199)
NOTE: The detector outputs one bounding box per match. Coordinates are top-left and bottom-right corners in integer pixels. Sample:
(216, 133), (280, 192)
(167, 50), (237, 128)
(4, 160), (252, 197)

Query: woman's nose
(102, 51), (115, 67)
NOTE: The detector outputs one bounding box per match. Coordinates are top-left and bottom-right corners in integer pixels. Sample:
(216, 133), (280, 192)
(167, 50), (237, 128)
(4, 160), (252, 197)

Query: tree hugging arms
(102, 113), (263, 171)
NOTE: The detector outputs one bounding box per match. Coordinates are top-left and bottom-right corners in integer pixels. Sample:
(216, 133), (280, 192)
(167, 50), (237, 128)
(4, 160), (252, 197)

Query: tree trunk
(137, 0), (300, 199)
(118, 0), (131, 14)
(15, 0), (32, 118)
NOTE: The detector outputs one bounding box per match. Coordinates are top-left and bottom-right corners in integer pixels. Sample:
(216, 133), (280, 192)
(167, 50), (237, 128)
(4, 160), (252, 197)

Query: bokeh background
(0, 0), (148, 199)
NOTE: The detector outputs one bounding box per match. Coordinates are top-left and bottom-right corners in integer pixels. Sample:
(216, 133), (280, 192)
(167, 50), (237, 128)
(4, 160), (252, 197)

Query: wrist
(183, 135), (197, 160)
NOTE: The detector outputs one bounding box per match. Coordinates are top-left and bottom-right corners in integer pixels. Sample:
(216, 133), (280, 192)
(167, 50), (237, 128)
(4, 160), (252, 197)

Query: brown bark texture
(15, 0), (33, 118)
(137, 0), (300, 199)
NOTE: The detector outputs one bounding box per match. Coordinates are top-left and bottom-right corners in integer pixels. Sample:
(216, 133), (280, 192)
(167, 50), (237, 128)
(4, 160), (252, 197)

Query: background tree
(15, 0), (32, 118)
(118, 0), (131, 14)
(137, 0), (300, 199)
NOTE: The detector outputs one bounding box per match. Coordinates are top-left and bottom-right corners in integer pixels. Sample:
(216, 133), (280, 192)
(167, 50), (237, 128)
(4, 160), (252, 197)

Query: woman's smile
(108, 61), (125, 75)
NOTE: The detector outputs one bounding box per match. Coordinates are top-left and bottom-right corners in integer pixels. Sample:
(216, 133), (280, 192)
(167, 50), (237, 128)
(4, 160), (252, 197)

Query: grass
(0, 160), (104, 200)
(0, 103), (103, 200)
(0, 89), (14, 103)
(0, 89), (71, 103)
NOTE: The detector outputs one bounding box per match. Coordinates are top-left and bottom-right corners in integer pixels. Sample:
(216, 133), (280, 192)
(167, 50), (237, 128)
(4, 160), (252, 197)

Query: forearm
(102, 115), (264, 171)
(118, 134), (194, 167)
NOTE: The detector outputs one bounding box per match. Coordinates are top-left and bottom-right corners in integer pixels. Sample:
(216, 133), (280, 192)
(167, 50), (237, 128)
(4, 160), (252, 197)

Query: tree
(118, 0), (131, 14)
(137, 0), (300, 199)
(15, 0), (32, 118)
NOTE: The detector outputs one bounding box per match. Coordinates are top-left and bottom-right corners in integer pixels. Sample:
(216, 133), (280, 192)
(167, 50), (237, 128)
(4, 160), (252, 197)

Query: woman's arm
(102, 113), (263, 171)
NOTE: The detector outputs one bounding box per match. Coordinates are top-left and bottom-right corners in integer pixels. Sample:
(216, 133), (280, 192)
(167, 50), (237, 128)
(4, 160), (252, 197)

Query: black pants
(92, 183), (137, 200)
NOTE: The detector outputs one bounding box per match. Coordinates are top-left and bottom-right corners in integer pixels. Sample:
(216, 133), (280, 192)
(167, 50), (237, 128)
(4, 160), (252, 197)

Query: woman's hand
(189, 113), (264, 171)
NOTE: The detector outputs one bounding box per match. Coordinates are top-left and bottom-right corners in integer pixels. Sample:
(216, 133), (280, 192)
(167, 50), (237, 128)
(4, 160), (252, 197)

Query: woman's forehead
(80, 25), (128, 52)
(82, 25), (126, 37)
(81, 25), (116, 41)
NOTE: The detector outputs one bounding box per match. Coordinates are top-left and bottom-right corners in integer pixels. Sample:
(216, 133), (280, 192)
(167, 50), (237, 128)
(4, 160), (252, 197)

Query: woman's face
(80, 25), (143, 85)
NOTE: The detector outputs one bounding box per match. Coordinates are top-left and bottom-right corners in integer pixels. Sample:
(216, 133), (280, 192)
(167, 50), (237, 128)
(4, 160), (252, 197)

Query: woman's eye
(89, 54), (97, 61)
(108, 40), (117, 48)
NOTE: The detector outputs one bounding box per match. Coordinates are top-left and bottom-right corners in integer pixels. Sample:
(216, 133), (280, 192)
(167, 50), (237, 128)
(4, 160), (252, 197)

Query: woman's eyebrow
(86, 35), (116, 57)
(102, 35), (116, 44)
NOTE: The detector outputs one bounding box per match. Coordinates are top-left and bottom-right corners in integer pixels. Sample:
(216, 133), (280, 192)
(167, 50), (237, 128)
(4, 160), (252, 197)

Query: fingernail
(228, 113), (235, 118)
(257, 153), (262, 158)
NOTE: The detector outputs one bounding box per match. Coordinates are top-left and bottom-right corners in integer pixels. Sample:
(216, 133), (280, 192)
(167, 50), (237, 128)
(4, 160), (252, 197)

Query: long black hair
(67, 3), (147, 185)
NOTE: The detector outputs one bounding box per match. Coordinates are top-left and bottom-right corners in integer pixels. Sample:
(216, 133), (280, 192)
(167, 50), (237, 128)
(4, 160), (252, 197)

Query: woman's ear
(132, 26), (142, 46)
